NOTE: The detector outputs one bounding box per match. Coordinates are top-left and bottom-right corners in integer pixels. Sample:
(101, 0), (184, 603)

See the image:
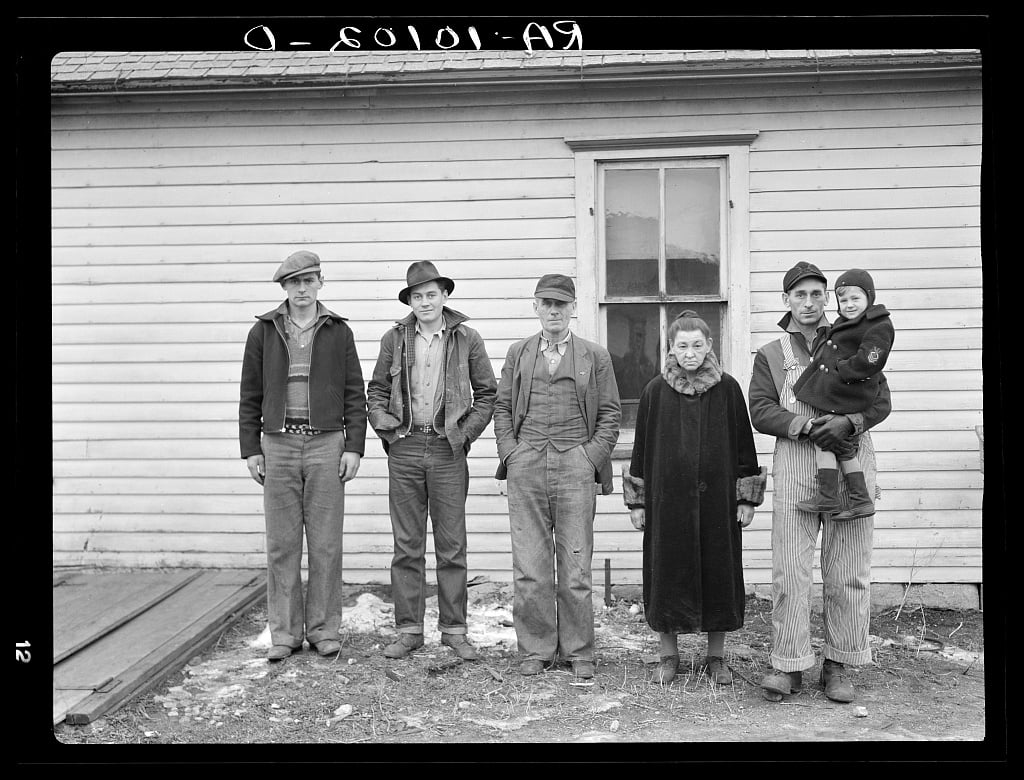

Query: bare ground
(52, 581), (987, 750)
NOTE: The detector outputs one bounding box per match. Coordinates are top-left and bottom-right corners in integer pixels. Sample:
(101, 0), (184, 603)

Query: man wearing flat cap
(367, 261), (497, 661)
(493, 274), (621, 678)
(239, 250), (368, 662)
(748, 261), (892, 703)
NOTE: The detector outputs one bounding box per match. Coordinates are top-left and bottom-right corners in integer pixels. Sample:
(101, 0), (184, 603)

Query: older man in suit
(494, 274), (621, 678)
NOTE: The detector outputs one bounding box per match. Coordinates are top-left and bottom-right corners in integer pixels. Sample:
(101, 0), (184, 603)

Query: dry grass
(52, 585), (986, 745)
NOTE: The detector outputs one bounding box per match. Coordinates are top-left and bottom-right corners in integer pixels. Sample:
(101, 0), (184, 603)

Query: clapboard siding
(52, 63), (983, 585)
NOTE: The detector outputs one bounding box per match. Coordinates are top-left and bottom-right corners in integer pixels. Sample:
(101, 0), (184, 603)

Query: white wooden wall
(52, 68), (982, 585)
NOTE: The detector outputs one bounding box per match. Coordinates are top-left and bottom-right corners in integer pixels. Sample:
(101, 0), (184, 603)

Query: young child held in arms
(792, 269), (894, 520)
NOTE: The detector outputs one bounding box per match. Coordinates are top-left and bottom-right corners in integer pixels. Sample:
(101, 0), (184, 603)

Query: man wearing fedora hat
(748, 261), (892, 703)
(240, 249), (368, 662)
(367, 261), (497, 661)
(493, 274), (621, 678)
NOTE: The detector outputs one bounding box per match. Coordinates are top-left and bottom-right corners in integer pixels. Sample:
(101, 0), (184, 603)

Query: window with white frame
(567, 133), (756, 430)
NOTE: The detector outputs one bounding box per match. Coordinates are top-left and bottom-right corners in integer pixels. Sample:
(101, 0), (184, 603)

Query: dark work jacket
(239, 302), (368, 459)
(366, 307), (497, 456)
(792, 303), (894, 414)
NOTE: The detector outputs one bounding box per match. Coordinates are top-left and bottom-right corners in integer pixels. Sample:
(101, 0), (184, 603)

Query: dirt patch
(52, 581), (985, 745)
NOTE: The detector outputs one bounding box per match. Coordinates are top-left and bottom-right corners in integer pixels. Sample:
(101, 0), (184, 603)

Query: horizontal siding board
(50, 138), (578, 169)
(51, 178), (575, 209)
(51, 259), (575, 285)
(750, 206), (980, 232)
(51, 239), (577, 265)
(52, 199), (576, 230)
(50, 105), (981, 152)
(750, 166), (980, 191)
(751, 186), (980, 212)
(750, 145), (980, 173)
(749, 227), (980, 252)
(51, 158), (575, 189)
(749, 247), (981, 271)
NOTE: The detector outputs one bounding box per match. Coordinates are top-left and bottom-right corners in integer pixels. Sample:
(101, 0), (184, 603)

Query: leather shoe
(820, 660), (855, 703)
(703, 655), (733, 685)
(519, 659), (547, 676)
(311, 638), (342, 657)
(267, 643), (302, 662)
(441, 633), (479, 661)
(571, 660), (595, 679)
(383, 633), (424, 659)
(655, 654), (680, 684)
(760, 668), (803, 700)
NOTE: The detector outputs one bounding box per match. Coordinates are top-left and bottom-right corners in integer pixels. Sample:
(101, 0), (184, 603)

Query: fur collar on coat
(661, 351), (723, 395)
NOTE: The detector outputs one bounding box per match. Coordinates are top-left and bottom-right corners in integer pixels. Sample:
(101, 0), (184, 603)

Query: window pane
(605, 169), (659, 296)
(607, 303), (661, 403)
(665, 302), (723, 362)
(665, 168), (720, 295)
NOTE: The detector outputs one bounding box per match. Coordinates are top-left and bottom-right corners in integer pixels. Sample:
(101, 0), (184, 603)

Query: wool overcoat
(624, 355), (765, 635)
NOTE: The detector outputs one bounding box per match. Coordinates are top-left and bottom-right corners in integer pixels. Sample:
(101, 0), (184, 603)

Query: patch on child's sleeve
(867, 346), (883, 364)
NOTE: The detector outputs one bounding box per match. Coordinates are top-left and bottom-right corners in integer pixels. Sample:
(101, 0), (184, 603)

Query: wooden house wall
(51, 69), (983, 584)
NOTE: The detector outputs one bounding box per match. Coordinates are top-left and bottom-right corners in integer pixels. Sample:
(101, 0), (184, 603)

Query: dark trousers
(387, 432), (470, 634)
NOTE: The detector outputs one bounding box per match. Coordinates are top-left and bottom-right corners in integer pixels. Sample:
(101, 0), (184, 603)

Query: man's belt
(410, 423), (440, 435)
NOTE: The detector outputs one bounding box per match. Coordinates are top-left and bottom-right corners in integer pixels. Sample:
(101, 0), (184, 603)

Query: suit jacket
(493, 331), (621, 494)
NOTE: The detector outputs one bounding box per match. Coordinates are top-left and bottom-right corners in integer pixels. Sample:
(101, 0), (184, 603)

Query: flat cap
(533, 274), (576, 302)
(782, 261), (827, 293)
(273, 250), (321, 283)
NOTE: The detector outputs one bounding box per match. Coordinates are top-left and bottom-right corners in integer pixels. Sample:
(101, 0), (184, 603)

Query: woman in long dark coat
(623, 311), (766, 685)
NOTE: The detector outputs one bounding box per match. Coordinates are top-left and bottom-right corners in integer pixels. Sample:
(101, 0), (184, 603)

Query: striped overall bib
(768, 333), (876, 672)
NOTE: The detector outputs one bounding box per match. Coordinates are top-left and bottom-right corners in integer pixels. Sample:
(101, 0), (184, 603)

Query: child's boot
(796, 468), (842, 514)
(833, 470), (875, 520)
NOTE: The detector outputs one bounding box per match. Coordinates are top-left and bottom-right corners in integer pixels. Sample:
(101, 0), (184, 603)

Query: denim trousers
(262, 430), (346, 648)
(506, 441), (596, 662)
(387, 432), (470, 635)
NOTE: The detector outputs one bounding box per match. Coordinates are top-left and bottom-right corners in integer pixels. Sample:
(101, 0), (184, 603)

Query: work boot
(267, 643), (302, 662)
(760, 668), (803, 701)
(655, 654), (680, 685)
(833, 470), (875, 520)
(796, 468), (842, 515)
(704, 656), (733, 685)
(441, 633), (479, 661)
(820, 659), (856, 702)
(383, 633), (424, 659)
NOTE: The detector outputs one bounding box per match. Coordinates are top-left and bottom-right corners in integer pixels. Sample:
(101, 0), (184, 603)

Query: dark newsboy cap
(273, 250), (322, 283)
(782, 261), (827, 293)
(399, 261), (455, 305)
(533, 274), (576, 302)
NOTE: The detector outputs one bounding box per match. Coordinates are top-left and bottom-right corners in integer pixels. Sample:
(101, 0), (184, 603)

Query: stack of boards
(52, 568), (266, 725)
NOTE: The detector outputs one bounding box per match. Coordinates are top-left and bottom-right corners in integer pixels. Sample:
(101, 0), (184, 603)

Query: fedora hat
(398, 261), (455, 305)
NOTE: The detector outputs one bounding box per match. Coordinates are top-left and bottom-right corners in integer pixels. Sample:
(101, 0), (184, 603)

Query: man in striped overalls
(748, 262), (891, 703)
